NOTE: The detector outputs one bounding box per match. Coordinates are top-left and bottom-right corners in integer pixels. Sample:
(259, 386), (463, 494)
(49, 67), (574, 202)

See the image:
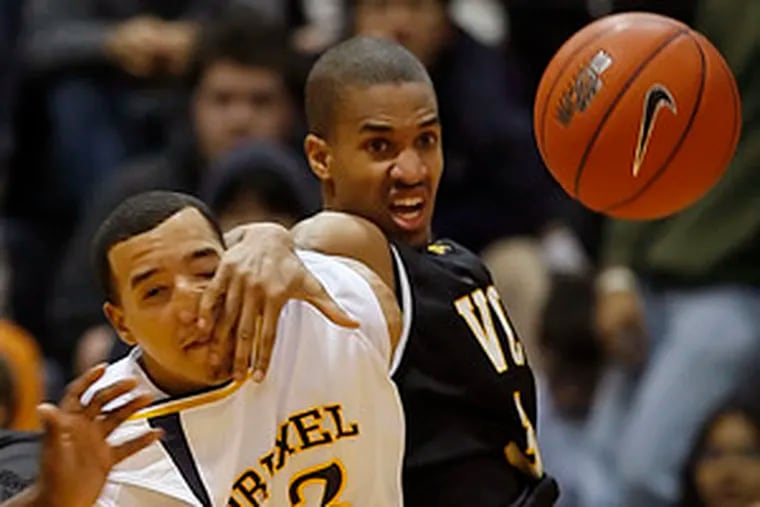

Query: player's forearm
(291, 211), (395, 290)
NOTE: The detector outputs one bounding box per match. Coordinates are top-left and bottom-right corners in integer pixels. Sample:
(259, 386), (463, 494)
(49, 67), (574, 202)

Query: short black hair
(186, 6), (305, 97)
(91, 191), (224, 303)
(305, 36), (434, 138)
(539, 273), (602, 365)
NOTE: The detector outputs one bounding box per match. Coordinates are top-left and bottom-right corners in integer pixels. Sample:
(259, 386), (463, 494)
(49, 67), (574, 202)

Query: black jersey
(390, 239), (542, 506)
(0, 430), (40, 501)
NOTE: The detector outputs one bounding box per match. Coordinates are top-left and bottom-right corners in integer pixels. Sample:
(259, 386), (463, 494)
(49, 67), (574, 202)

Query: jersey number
(455, 287), (543, 477)
(454, 285), (525, 373)
(288, 460), (349, 506)
(505, 391), (544, 478)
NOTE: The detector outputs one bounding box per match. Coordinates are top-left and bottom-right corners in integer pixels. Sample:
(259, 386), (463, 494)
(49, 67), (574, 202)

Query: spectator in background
(581, 1), (760, 506)
(201, 142), (314, 232)
(0, 0), (22, 201)
(21, 0), (234, 208)
(679, 396), (760, 507)
(0, 321), (43, 431)
(0, 357), (13, 429)
(48, 9), (311, 385)
(536, 274), (605, 507)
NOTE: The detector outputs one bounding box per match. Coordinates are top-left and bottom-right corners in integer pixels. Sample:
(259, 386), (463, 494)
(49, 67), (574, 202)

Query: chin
(399, 229), (430, 249)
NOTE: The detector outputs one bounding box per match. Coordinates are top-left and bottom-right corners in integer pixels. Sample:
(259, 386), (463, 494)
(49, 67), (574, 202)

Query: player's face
(193, 60), (294, 163)
(308, 82), (442, 247)
(104, 208), (233, 395)
(695, 412), (760, 507)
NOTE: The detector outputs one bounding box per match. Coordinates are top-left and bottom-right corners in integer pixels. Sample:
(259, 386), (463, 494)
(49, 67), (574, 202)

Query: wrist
(596, 266), (637, 294)
(236, 222), (295, 250)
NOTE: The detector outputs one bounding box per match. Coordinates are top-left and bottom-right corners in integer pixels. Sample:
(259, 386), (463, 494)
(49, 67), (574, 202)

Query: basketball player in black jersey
(197, 36), (558, 506)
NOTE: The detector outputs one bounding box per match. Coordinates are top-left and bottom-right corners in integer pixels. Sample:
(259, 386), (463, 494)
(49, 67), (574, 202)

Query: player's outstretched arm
(198, 211), (395, 382)
(1, 365), (161, 507)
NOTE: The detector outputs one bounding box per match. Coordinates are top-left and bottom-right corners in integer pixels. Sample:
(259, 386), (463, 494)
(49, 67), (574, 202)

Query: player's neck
(138, 353), (217, 396)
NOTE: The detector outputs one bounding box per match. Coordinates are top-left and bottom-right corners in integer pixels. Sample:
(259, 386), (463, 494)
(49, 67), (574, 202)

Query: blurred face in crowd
(217, 189), (299, 232)
(542, 352), (599, 419)
(104, 208), (233, 395)
(353, 0), (451, 67)
(695, 412), (760, 507)
(193, 60), (295, 162)
(306, 81), (442, 247)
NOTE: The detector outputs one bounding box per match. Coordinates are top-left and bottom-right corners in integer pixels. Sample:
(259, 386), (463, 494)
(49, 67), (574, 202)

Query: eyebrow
(128, 249), (218, 289)
(359, 116), (440, 134)
(130, 268), (159, 289)
(184, 247), (219, 262)
(359, 121), (393, 134)
(418, 116), (440, 129)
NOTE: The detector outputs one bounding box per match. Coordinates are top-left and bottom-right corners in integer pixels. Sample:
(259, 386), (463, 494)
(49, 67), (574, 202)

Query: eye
(365, 138), (391, 156)
(209, 91), (232, 107)
(416, 132), (438, 149)
(143, 286), (167, 300)
(196, 271), (216, 279)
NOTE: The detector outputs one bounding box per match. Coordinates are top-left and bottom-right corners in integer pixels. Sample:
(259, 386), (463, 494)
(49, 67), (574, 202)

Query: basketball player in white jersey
(85, 190), (405, 506)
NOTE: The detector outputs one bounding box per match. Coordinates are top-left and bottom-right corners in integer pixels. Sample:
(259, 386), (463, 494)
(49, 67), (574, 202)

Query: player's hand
(104, 16), (165, 77)
(595, 276), (648, 369)
(198, 223), (358, 383)
(29, 364), (161, 507)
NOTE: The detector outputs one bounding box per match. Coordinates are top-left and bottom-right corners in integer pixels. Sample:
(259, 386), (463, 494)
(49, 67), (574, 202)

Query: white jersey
(87, 252), (405, 507)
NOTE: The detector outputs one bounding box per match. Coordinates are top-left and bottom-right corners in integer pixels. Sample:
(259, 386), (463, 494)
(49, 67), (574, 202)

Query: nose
(175, 278), (204, 316)
(390, 147), (428, 186)
(227, 100), (255, 130)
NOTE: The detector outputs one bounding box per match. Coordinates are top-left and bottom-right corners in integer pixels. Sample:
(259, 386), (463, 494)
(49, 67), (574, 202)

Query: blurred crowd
(0, 1), (757, 506)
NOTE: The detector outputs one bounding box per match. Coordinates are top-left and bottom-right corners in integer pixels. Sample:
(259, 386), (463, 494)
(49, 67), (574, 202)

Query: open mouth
(389, 196), (426, 231)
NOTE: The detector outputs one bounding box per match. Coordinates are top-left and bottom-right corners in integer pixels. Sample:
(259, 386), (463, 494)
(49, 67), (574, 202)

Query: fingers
(223, 226), (246, 247)
(304, 275), (359, 329)
(111, 429), (164, 465)
(37, 403), (64, 441)
(197, 261), (232, 335)
(232, 294), (259, 382)
(251, 304), (278, 383)
(100, 394), (154, 435)
(59, 363), (108, 412)
(84, 378), (139, 419)
(219, 274), (244, 346)
(209, 274), (243, 373)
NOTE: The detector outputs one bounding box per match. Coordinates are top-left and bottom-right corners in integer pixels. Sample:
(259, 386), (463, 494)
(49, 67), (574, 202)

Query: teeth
(393, 197), (423, 207)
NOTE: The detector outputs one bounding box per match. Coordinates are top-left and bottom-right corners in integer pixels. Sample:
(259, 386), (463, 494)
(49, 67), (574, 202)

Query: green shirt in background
(602, 0), (760, 287)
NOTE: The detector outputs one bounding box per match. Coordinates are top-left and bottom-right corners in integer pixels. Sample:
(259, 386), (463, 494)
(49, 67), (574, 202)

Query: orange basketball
(534, 12), (741, 219)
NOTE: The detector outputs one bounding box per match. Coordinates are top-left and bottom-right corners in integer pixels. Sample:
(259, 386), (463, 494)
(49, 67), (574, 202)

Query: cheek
(334, 164), (386, 200)
(129, 308), (176, 344)
(742, 461), (760, 489)
(695, 463), (719, 495)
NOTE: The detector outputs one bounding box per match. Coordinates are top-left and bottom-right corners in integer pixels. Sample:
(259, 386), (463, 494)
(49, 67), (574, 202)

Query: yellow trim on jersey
(427, 243), (450, 255)
(127, 371), (253, 421)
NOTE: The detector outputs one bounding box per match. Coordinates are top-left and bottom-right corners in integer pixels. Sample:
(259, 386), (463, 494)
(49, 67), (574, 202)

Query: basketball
(534, 12), (741, 219)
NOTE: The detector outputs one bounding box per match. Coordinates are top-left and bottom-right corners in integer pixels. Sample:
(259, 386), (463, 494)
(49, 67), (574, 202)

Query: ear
(103, 302), (136, 346)
(304, 133), (332, 181)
